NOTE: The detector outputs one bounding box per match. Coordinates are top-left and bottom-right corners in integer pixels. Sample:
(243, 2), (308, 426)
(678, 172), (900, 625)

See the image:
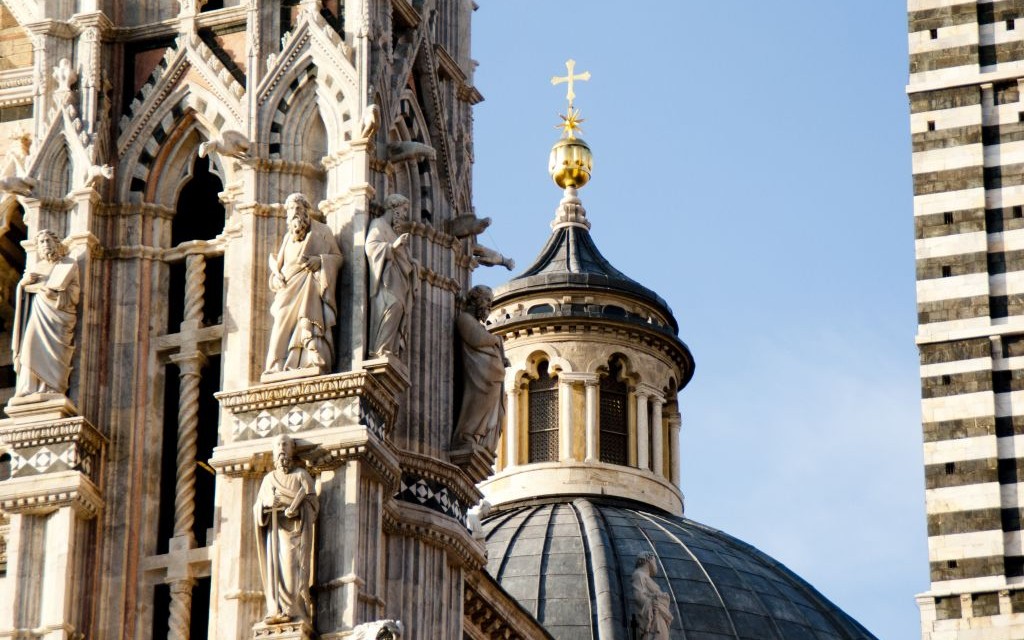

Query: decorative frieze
(396, 473), (466, 526)
(0, 415), (104, 483)
(217, 370), (399, 442)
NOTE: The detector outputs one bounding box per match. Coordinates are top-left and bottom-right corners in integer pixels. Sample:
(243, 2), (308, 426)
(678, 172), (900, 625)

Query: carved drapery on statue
(453, 286), (507, 452)
(12, 230), (80, 400)
(366, 194), (418, 359)
(253, 435), (319, 625)
(631, 552), (673, 640)
(264, 193), (343, 378)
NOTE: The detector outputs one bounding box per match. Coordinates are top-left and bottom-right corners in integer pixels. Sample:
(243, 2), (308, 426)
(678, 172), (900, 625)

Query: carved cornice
(390, 0), (420, 28)
(0, 415), (107, 485)
(0, 470), (104, 519)
(396, 448), (482, 516)
(382, 500), (484, 570)
(210, 424), (401, 494)
(216, 371), (398, 428)
(464, 569), (554, 640)
(433, 44), (464, 82)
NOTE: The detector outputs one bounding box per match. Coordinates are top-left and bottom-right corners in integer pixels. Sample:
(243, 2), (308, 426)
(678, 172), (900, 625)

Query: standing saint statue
(366, 194), (418, 358)
(12, 230), (80, 400)
(253, 434), (319, 624)
(264, 193), (343, 377)
(631, 552), (673, 640)
(452, 285), (508, 452)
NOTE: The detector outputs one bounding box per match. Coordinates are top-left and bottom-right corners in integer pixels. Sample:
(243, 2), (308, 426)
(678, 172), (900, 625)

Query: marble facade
(0, 1), (547, 638)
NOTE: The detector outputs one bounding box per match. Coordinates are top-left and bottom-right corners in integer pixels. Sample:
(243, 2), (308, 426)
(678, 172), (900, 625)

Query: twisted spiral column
(168, 578), (196, 640)
(170, 351), (207, 544)
(164, 253), (209, 640)
(183, 253), (206, 327)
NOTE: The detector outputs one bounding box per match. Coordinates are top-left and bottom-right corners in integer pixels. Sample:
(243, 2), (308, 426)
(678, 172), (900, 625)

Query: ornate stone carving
(350, 619), (403, 639)
(254, 435), (319, 625)
(466, 499), (491, 541)
(11, 231), (80, 402)
(452, 286), (507, 453)
(631, 552), (673, 640)
(366, 194), (418, 358)
(264, 193), (343, 380)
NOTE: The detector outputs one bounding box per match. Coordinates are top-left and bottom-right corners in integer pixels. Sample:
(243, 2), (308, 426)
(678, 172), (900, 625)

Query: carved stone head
(383, 193), (410, 226)
(635, 552), (658, 577)
(464, 285), (493, 321)
(272, 434), (295, 472)
(285, 193), (313, 240)
(36, 230), (65, 263)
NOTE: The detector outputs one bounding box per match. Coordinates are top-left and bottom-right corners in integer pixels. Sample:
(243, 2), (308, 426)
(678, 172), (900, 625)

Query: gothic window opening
(194, 354), (221, 544)
(599, 359), (629, 465)
(157, 362), (182, 554)
(280, 0), (301, 40)
(528, 361), (558, 463)
(172, 155), (225, 246)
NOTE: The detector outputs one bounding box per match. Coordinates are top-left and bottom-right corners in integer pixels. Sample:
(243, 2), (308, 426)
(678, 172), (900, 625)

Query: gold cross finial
(551, 58), (591, 112)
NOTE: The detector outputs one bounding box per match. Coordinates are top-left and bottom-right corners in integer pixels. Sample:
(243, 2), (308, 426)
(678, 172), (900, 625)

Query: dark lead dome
(483, 498), (877, 640)
(492, 208), (679, 335)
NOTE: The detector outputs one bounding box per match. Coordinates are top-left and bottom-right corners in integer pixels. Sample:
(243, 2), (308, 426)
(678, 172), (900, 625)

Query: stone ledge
(479, 461), (684, 516)
(0, 415), (106, 482)
(210, 423), (401, 492)
(0, 470), (104, 518)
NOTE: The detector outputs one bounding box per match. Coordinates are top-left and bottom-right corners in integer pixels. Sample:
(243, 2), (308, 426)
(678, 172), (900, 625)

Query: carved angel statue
(12, 230), (80, 400)
(452, 286), (508, 453)
(253, 435), (319, 624)
(263, 193), (343, 377)
(631, 552), (673, 640)
(366, 194), (418, 358)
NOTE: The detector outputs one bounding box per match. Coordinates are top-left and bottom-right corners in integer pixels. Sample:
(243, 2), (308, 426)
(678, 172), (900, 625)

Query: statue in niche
(452, 285), (508, 452)
(264, 193), (343, 378)
(366, 194), (418, 358)
(12, 230), (80, 400)
(631, 552), (673, 640)
(253, 434), (319, 624)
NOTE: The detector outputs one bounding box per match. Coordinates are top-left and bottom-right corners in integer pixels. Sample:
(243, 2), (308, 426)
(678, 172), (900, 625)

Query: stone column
(635, 390), (649, 471)
(505, 386), (520, 468)
(584, 378), (599, 463)
(651, 395), (664, 477)
(165, 253), (209, 640)
(668, 413), (682, 486)
(559, 378), (574, 461)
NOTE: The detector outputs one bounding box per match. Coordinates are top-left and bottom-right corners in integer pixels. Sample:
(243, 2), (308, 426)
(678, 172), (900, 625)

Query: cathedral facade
(909, 0), (1024, 638)
(0, 1), (878, 639)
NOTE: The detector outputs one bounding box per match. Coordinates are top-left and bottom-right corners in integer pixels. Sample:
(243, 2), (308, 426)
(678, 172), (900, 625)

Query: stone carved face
(36, 231), (61, 262)
(273, 436), (294, 472)
(383, 194), (410, 227)
(287, 205), (311, 241)
(471, 289), (492, 321)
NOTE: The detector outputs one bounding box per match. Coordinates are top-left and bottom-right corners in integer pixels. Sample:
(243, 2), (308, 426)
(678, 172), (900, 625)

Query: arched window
(528, 361), (558, 463)
(599, 358), (629, 465)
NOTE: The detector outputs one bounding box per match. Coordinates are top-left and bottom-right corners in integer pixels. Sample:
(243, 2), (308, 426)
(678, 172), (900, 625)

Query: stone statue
(351, 619), (404, 639)
(452, 285), (508, 452)
(264, 193), (343, 377)
(12, 230), (80, 400)
(467, 499), (492, 541)
(366, 194), (418, 358)
(253, 434), (319, 624)
(631, 552), (673, 640)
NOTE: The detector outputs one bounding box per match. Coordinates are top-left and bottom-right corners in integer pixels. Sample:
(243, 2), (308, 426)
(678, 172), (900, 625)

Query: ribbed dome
(482, 498), (877, 640)
(492, 222), (679, 335)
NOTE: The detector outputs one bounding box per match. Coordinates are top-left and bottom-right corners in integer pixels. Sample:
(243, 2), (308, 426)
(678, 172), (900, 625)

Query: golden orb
(549, 136), (593, 189)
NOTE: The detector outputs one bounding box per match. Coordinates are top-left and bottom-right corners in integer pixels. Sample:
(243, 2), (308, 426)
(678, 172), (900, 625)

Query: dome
(482, 498), (877, 640)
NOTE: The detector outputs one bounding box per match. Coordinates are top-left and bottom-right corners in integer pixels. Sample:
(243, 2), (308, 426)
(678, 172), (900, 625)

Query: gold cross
(550, 58), (591, 111)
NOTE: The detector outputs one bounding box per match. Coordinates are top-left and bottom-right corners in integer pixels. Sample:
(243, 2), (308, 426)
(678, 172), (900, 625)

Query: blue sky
(469, 2), (919, 638)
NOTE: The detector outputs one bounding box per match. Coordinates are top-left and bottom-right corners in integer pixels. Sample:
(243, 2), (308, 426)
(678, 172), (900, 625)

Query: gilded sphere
(549, 137), (593, 189)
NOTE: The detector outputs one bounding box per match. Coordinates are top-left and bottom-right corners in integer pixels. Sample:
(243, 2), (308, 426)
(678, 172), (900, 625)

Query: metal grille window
(600, 360), (629, 465)
(528, 361), (559, 463)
